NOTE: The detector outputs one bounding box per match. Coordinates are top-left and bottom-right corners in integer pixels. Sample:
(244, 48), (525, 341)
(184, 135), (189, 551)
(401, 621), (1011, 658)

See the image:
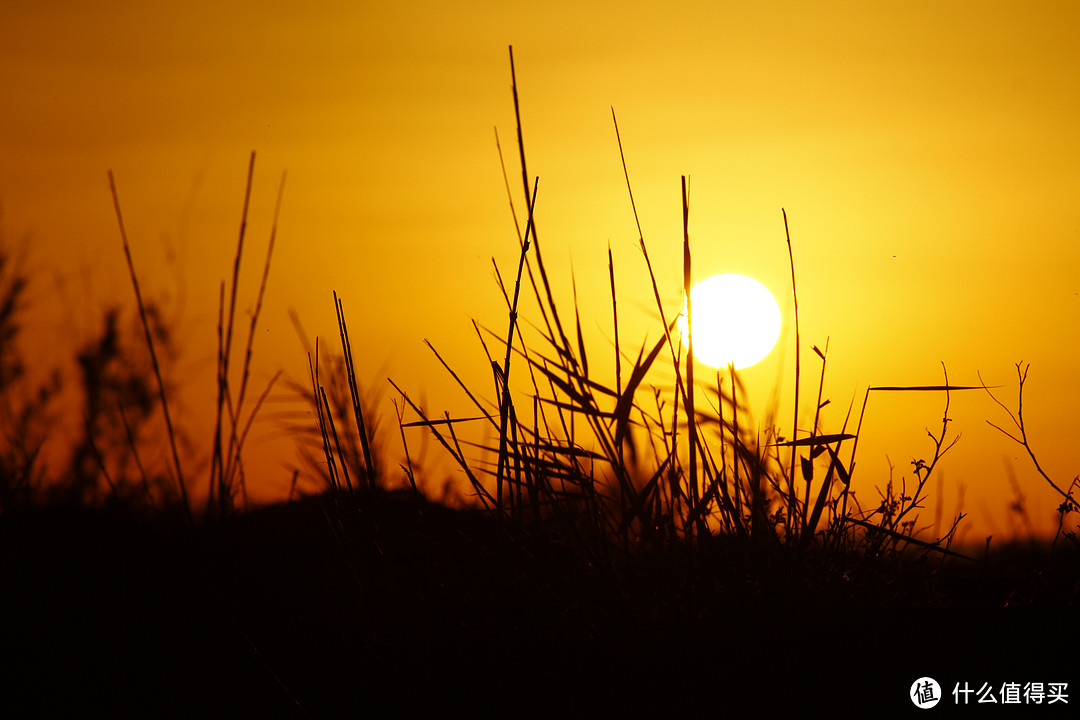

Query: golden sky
(2, 1), (1078, 540)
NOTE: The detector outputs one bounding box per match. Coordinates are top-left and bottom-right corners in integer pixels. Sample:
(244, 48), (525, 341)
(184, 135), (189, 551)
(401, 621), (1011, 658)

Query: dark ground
(1, 490), (1076, 717)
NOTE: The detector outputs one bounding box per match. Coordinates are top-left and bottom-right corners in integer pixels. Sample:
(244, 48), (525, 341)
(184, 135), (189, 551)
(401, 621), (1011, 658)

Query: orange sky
(2, 1), (1078, 541)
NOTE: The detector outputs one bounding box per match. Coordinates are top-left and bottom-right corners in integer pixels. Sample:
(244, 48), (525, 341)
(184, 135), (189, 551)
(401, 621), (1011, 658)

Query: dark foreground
(2, 491), (1076, 717)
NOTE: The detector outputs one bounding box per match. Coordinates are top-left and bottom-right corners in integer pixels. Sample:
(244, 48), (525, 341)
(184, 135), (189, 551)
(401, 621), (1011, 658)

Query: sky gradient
(2, 1), (1078, 540)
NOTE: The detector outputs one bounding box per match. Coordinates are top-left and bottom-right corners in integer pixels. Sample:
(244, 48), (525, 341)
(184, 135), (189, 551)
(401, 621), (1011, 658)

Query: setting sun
(677, 273), (782, 370)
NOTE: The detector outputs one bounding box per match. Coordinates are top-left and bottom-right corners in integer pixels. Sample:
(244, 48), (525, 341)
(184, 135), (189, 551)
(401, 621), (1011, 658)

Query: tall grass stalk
(225, 166), (286, 507)
(495, 178), (539, 514)
(207, 153), (285, 517)
(782, 208), (801, 538)
(109, 170), (191, 523)
(508, 46), (570, 363)
(680, 176), (703, 539)
(333, 292), (376, 489)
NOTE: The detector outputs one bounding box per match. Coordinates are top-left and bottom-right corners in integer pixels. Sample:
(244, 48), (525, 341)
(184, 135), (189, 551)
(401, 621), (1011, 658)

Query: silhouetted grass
(0, 46), (1077, 716)
(0, 235), (59, 510)
(108, 153), (287, 522)
(0, 153), (286, 521)
(340, 49), (996, 579)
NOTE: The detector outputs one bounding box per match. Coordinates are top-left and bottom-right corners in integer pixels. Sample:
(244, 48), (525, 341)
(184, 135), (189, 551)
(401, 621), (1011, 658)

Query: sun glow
(677, 273), (782, 370)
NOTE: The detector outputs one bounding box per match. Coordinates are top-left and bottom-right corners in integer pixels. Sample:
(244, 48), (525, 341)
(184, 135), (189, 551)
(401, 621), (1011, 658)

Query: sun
(677, 273), (782, 370)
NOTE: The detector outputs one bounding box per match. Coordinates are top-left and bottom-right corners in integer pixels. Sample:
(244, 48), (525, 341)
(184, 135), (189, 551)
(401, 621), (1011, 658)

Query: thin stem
(495, 177), (539, 510)
(783, 208), (800, 538)
(108, 170), (191, 523)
